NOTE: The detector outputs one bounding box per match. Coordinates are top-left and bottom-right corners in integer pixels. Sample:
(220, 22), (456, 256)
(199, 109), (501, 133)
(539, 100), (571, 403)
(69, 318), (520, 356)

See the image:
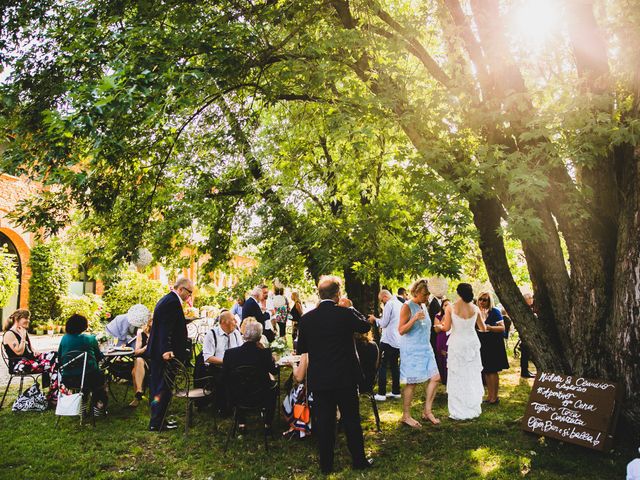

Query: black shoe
(353, 458), (374, 470)
(521, 372), (536, 378)
(149, 423), (178, 432)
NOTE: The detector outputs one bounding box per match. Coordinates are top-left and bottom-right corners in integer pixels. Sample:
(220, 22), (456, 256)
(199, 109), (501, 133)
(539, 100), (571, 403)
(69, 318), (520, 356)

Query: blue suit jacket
(241, 296), (270, 327)
(146, 292), (188, 361)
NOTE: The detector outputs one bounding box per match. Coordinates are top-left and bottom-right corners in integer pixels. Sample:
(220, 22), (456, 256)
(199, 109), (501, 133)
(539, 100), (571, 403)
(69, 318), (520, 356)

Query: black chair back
(227, 365), (271, 410)
(357, 341), (380, 394)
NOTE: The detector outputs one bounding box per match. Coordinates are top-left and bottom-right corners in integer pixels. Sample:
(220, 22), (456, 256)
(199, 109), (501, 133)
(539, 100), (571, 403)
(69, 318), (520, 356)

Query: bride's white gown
(447, 306), (483, 420)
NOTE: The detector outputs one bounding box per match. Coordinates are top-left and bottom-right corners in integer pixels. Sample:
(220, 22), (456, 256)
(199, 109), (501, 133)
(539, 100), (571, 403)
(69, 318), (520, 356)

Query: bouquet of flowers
(200, 305), (218, 318)
(184, 306), (199, 319)
(270, 337), (289, 357)
(94, 331), (109, 344)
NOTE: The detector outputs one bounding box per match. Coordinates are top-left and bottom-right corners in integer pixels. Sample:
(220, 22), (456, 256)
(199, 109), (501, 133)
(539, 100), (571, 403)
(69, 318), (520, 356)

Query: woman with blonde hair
(290, 291), (303, 341)
(398, 279), (441, 428)
(2, 309), (59, 402)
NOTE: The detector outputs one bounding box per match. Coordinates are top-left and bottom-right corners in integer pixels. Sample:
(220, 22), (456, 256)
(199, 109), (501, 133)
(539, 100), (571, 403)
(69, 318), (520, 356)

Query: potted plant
(46, 321), (55, 336)
(34, 326), (44, 336)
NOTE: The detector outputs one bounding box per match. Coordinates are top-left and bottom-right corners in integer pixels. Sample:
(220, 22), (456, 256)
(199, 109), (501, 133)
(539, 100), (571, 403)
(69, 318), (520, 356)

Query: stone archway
(0, 227), (31, 316)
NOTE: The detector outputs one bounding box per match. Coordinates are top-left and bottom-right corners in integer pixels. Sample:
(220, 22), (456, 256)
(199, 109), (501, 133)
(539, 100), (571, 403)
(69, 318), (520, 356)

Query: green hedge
(28, 240), (71, 329)
(0, 246), (19, 309)
(58, 294), (106, 332)
(102, 270), (167, 317)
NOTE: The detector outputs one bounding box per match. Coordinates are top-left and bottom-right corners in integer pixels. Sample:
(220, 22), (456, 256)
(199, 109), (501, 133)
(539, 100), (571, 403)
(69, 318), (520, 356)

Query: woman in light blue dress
(399, 279), (441, 428)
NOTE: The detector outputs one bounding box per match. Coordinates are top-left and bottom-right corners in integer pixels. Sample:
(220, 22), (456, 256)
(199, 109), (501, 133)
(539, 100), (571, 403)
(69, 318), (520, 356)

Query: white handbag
(55, 352), (87, 416)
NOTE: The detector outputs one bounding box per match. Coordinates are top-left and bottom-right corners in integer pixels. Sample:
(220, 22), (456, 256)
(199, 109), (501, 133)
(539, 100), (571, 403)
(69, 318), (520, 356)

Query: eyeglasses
(183, 287), (193, 295)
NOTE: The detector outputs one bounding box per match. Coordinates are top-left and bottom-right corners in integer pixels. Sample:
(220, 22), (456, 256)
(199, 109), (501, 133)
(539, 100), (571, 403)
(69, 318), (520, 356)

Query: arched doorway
(0, 231), (21, 326)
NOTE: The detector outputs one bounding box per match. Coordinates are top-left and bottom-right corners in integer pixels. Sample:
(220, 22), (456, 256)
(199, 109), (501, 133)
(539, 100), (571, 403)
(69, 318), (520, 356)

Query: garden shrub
(58, 294), (106, 332)
(103, 270), (167, 316)
(28, 240), (71, 329)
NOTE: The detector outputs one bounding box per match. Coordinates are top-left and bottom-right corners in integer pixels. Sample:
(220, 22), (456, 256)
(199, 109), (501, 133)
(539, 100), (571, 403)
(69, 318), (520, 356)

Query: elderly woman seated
(223, 321), (278, 431)
(58, 314), (109, 415)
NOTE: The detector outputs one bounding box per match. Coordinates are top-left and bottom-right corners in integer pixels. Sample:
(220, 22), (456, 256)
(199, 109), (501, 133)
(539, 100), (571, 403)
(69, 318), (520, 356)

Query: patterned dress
(399, 300), (439, 384)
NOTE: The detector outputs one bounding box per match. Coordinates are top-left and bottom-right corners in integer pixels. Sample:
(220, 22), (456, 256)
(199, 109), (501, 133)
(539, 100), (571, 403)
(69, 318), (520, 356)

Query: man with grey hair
(368, 289), (402, 401)
(147, 276), (195, 431)
(297, 275), (372, 474)
(223, 320), (278, 431)
(241, 284), (274, 342)
(202, 311), (243, 366)
(201, 310), (244, 415)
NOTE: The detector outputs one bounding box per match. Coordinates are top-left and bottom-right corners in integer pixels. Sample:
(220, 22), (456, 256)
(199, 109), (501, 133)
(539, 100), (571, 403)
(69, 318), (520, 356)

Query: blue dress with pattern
(400, 300), (440, 384)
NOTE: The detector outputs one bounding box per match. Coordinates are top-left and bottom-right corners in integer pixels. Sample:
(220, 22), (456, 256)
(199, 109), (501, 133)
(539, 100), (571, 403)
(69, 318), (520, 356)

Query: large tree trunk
(328, 0), (640, 432)
(610, 144), (640, 426)
(343, 266), (380, 316)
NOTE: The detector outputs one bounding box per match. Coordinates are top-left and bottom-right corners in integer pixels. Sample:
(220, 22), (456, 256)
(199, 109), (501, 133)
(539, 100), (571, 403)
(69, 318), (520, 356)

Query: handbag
(12, 383), (48, 412)
(293, 401), (310, 423)
(293, 367), (310, 423)
(55, 352), (87, 417)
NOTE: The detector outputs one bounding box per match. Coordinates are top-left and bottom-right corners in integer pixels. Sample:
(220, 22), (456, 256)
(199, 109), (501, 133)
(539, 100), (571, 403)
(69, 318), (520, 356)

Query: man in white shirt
(202, 310), (243, 415)
(368, 290), (402, 401)
(202, 311), (243, 365)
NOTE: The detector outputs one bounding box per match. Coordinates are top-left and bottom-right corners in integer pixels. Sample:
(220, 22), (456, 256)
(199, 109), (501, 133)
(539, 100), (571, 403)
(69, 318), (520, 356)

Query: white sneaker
(387, 393), (401, 399)
(374, 394), (387, 402)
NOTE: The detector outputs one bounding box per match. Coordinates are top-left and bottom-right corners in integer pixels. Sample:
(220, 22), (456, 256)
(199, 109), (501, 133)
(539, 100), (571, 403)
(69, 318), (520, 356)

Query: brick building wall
(0, 174), (39, 310)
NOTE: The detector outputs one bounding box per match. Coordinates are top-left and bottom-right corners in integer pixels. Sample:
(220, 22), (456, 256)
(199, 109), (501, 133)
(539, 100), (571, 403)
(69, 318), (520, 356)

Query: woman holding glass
(398, 278), (441, 428)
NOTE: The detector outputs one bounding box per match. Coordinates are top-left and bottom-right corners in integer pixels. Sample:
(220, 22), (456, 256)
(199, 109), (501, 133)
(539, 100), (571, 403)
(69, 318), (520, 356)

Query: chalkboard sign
(521, 372), (621, 451)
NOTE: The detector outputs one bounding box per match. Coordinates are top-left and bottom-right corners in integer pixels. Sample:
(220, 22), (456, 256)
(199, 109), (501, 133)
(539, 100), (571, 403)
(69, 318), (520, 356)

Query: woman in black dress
(290, 291), (303, 341)
(476, 292), (509, 404)
(129, 317), (152, 407)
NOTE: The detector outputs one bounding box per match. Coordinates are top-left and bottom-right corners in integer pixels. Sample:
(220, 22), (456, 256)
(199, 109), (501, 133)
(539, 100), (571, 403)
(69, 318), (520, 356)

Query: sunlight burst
(509, 0), (560, 49)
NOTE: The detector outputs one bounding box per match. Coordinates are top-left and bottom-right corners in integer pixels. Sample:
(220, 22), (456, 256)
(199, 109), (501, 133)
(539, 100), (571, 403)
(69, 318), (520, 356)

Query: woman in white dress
(436, 283), (487, 420)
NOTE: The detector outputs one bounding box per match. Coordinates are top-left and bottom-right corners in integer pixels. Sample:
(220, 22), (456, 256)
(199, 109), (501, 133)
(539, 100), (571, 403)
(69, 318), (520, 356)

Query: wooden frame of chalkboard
(521, 372), (622, 451)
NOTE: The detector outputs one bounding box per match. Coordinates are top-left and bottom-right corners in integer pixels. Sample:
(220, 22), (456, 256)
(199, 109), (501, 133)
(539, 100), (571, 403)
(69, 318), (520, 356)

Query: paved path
(0, 335), (62, 386)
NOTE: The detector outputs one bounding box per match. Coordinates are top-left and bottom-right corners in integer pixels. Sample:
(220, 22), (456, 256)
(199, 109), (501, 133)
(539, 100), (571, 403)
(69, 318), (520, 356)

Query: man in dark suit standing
(428, 294), (442, 352)
(241, 284), (274, 342)
(146, 277), (194, 431)
(297, 275), (372, 474)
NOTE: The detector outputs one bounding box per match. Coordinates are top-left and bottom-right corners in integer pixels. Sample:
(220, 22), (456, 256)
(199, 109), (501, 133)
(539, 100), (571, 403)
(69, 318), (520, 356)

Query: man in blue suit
(241, 284), (274, 342)
(146, 277), (195, 431)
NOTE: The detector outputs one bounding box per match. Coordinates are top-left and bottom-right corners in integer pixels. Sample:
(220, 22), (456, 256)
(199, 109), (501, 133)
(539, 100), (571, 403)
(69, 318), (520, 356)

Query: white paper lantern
(134, 248), (153, 269)
(428, 277), (449, 297)
(127, 304), (150, 328)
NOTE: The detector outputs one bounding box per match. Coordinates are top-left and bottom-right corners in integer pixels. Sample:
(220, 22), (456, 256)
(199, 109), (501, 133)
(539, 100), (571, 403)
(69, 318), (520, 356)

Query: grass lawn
(0, 357), (632, 479)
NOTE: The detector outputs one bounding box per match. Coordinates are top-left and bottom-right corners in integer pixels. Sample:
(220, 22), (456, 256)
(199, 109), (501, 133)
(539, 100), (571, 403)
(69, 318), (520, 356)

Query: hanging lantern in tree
(134, 248), (153, 269)
(428, 277), (449, 297)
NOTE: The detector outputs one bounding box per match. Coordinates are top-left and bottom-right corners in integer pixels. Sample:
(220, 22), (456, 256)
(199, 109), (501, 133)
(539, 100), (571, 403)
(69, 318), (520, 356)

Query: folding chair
(56, 351), (94, 427)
